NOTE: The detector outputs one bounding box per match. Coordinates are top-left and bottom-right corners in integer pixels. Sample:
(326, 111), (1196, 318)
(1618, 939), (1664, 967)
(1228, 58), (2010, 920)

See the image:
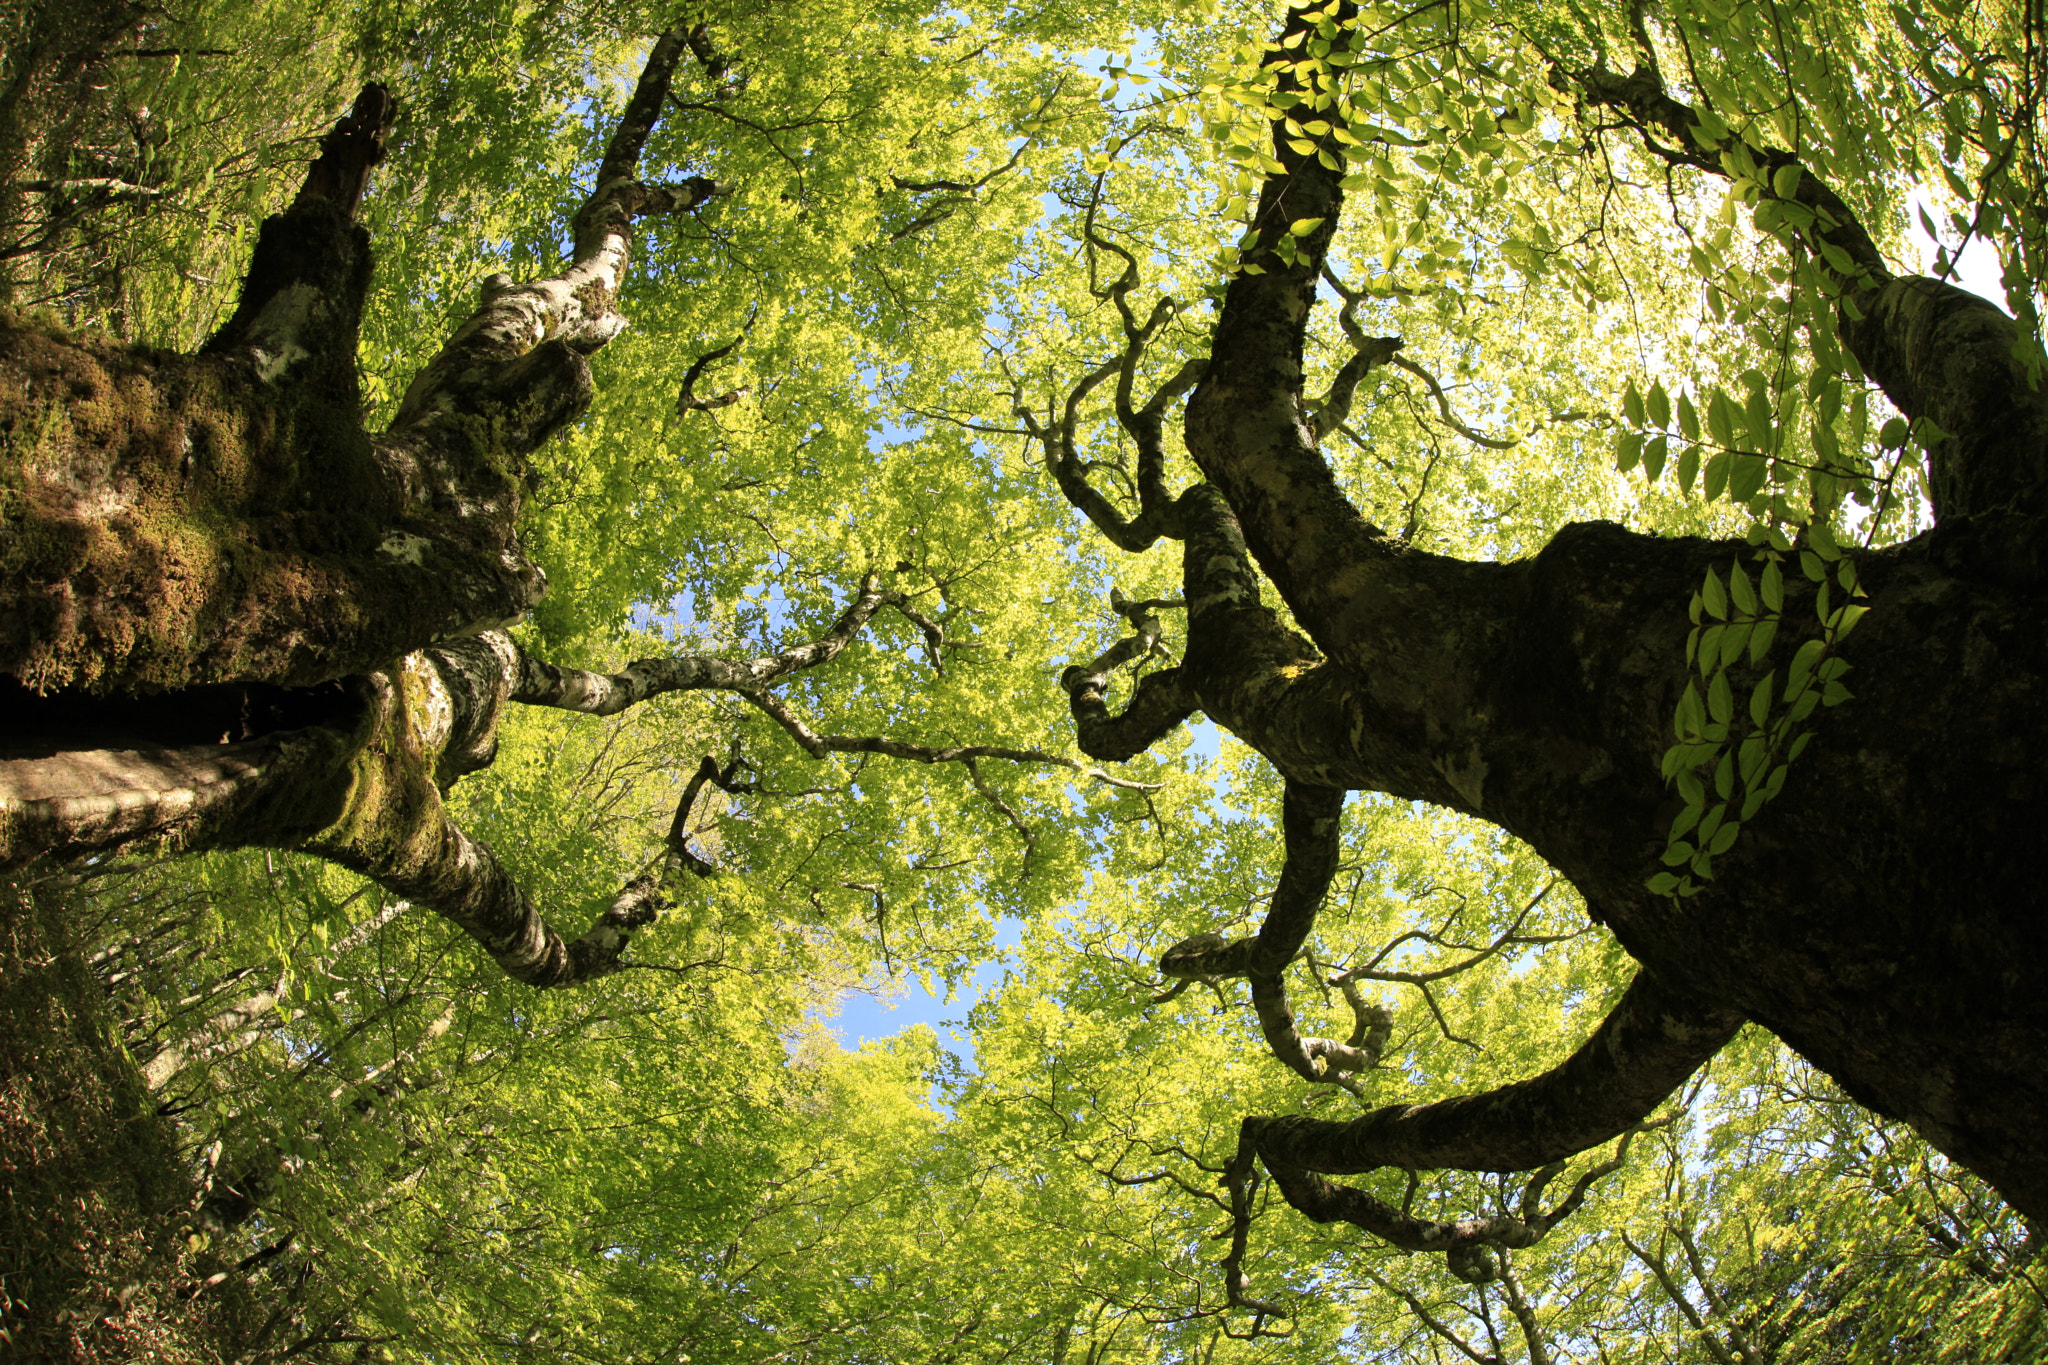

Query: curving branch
(1180, 956), (1734, 1293)
(1623, 1224), (1769, 1365)
(1310, 266), (1405, 440)
(1158, 781), (1375, 1090)
(676, 327), (751, 414)
(1012, 339), (1204, 553)
(1245, 968), (1737, 1178)
(1011, 136), (1209, 552)
(1317, 267), (1522, 451)
(1060, 587), (1198, 760)
(1251, 1118), (1663, 1284)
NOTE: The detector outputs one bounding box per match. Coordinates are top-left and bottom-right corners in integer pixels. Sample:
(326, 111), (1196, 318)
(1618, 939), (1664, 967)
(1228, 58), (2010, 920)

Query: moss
(0, 308), (404, 692)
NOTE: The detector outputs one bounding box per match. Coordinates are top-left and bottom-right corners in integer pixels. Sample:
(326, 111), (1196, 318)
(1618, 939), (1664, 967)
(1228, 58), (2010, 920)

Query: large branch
(201, 83), (395, 386)
(1572, 62), (2048, 521)
(388, 27), (721, 449)
(1217, 968), (1735, 1285)
(1182, 5), (1395, 635)
(1175, 13), (1516, 772)
(1246, 967), (1739, 1176)
(305, 637), (729, 988)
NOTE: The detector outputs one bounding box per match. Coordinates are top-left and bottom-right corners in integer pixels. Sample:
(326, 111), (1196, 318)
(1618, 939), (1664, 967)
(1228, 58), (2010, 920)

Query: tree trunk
(1053, 12), (2048, 1225)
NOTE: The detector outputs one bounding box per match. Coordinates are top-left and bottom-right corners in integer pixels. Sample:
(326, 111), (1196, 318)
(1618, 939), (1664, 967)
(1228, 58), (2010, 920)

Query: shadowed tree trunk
(1041, 2), (2048, 1275)
(0, 30), (1155, 1002)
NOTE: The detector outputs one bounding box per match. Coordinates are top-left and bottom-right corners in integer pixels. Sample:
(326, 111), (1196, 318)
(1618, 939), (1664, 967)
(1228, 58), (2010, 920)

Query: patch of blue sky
(830, 914), (1026, 1069)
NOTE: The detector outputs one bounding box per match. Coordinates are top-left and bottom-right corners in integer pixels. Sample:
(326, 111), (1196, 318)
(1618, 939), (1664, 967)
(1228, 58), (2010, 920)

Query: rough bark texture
(0, 37), (718, 694)
(0, 36), (724, 983)
(1049, 5), (2048, 1239)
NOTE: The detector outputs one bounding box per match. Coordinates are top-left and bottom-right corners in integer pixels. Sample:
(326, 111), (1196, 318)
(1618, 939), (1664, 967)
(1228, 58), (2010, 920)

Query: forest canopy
(2, 0), (2044, 1360)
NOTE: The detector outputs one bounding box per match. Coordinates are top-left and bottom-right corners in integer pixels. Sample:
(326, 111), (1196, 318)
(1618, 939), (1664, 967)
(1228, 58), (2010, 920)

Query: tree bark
(1053, 4), (2048, 1230)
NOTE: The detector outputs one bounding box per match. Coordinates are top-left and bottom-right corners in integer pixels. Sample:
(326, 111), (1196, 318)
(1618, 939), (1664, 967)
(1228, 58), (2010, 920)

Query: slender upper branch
(739, 690), (1161, 792)
(509, 577), (898, 715)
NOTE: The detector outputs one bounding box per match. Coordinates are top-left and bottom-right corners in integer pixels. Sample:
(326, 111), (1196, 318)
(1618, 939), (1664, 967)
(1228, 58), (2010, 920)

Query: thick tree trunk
(1, 38), (725, 982)
(1090, 13), (2048, 1225)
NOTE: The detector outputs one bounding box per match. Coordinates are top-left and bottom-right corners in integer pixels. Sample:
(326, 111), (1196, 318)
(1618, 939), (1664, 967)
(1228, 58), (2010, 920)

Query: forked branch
(1061, 587), (1197, 761)
(390, 27), (723, 440)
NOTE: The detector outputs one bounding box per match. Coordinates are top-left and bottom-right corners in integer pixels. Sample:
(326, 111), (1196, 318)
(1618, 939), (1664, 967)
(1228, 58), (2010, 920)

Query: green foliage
(14, 0), (2045, 1357)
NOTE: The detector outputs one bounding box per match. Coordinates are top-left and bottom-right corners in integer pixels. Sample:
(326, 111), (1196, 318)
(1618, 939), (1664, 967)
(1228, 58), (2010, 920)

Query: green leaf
(1730, 453), (1768, 501)
(1787, 639), (1826, 696)
(1719, 621), (1751, 669)
(1761, 558), (1784, 611)
(1646, 381), (1671, 429)
(1677, 442), (1701, 494)
(1748, 616), (1778, 662)
(1643, 435), (1669, 481)
(1704, 450), (1732, 501)
(1742, 385), (1774, 448)
(1623, 380), (1646, 427)
(1728, 562), (1758, 615)
(1697, 623), (1725, 672)
(1701, 567), (1729, 620)
(1708, 669), (1733, 724)
(1707, 388), (1736, 447)
(1678, 392), (1701, 441)
(1739, 732), (1769, 784)
(1616, 431), (1644, 472)
(1676, 681), (1706, 738)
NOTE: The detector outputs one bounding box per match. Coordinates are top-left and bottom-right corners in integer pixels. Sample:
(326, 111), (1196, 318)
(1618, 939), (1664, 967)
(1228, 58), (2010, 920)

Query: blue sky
(827, 717), (1221, 1062)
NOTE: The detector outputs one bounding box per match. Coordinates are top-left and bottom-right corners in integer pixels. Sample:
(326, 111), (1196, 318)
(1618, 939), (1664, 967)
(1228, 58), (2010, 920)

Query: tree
(2, 0), (2044, 1346)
